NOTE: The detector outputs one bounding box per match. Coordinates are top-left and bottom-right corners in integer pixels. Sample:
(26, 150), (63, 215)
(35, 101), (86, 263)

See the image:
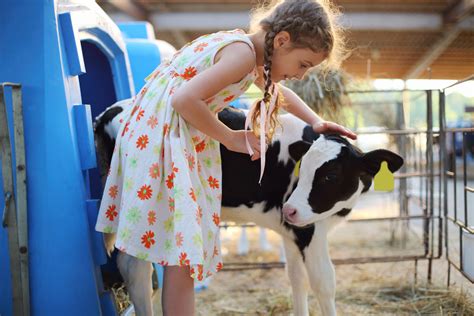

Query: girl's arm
(279, 84), (357, 140)
(254, 68), (356, 140)
(172, 42), (262, 159)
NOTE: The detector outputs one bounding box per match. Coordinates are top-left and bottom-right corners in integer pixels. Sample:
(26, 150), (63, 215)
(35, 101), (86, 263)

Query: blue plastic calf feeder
(0, 1), (173, 315)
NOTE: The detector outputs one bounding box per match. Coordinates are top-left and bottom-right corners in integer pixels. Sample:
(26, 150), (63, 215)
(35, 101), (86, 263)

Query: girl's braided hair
(249, 0), (346, 141)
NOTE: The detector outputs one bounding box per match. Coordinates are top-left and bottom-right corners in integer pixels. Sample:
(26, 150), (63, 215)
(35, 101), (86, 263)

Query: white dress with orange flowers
(95, 29), (257, 280)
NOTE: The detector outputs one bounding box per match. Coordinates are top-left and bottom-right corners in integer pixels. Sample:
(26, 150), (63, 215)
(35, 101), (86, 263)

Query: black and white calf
(94, 103), (403, 316)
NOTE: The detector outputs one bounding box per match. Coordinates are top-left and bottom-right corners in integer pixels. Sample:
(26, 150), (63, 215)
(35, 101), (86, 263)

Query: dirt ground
(188, 222), (474, 315)
(116, 191), (474, 315)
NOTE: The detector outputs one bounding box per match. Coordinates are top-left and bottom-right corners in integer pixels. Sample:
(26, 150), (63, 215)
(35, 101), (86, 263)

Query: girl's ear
(274, 31), (291, 49)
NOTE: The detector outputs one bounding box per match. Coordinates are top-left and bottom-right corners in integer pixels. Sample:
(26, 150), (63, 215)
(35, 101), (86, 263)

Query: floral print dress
(95, 29), (257, 280)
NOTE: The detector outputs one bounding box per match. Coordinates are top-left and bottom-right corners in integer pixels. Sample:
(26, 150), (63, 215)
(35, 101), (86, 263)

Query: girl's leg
(162, 266), (195, 316)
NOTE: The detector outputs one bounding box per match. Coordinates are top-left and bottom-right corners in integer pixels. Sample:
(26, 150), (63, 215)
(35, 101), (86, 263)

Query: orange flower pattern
(181, 67), (197, 81)
(108, 185), (118, 199)
(105, 204), (118, 221)
(208, 176), (220, 189)
(136, 134), (149, 150)
(95, 29), (258, 281)
(147, 210), (156, 225)
(137, 184), (153, 200)
(149, 163), (160, 179)
(141, 231), (155, 249)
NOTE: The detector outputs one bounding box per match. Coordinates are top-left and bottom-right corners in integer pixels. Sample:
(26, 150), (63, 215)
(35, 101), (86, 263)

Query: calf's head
(282, 134), (403, 227)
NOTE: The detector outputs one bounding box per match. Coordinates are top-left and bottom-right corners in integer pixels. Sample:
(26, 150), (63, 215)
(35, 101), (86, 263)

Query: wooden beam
(150, 11), (453, 31)
(403, 24), (462, 79)
(405, 1), (473, 79)
(444, 0), (474, 24)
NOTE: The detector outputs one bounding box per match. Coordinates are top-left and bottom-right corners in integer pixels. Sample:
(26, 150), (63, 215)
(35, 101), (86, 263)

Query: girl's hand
(224, 130), (262, 161)
(312, 120), (357, 140)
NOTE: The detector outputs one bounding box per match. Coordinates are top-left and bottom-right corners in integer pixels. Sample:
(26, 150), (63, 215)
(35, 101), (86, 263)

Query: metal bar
(220, 223), (257, 229)
(428, 258), (433, 283)
(442, 74), (474, 90)
(444, 127), (474, 132)
(394, 172), (441, 179)
(0, 83), (25, 315)
(332, 255), (434, 265)
(427, 90), (435, 275)
(447, 216), (474, 233)
(422, 93), (430, 258)
(463, 132), (469, 228)
(10, 83), (30, 316)
(224, 261), (284, 266)
(414, 259), (418, 285)
(445, 259), (474, 283)
(452, 132), (458, 222)
(447, 262), (452, 287)
(419, 133), (424, 212)
(222, 255), (436, 272)
(354, 130), (434, 136)
(222, 262), (285, 271)
(437, 91), (444, 260)
(396, 100), (409, 248)
(347, 89), (432, 94)
(347, 215), (441, 223)
(460, 222), (464, 272)
(243, 90), (442, 103)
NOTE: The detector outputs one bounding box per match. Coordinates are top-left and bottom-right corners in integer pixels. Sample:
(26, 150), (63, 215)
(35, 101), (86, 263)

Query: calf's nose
(282, 204), (298, 223)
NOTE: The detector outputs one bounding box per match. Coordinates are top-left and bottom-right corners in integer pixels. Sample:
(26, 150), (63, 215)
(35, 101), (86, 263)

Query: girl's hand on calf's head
(312, 120), (357, 140)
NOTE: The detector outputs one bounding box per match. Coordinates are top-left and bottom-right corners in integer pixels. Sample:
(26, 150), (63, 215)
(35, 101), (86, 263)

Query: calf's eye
(324, 174), (338, 182)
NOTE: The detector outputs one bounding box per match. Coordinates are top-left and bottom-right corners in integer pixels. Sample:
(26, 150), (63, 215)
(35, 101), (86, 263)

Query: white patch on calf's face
(274, 114), (307, 163)
(284, 138), (344, 225)
(297, 180), (364, 226)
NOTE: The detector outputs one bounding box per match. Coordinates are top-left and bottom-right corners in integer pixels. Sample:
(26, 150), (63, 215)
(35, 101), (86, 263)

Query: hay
(338, 284), (474, 315)
(110, 283), (131, 314)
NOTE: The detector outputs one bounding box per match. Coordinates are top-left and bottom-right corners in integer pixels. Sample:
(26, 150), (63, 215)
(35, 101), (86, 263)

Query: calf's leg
(283, 237), (309, 316)
(117, 251), (154, 316)
(304, 223), (336, 316)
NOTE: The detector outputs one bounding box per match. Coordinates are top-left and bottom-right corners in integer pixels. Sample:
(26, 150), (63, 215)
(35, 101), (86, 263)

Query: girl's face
(271, 32), (326, 82)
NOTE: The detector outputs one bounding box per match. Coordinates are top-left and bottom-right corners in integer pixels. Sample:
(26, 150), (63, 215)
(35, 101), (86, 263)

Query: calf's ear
(360, 149), (404, 176)
(288, 140), (312, 162)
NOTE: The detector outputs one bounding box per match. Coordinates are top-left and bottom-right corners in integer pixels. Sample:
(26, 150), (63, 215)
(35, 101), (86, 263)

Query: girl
(96, 0), (356, 314)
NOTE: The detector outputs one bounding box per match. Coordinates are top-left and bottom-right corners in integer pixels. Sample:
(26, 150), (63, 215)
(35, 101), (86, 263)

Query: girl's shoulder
(167, 29), (255, 74)
(183, 29), (254, 55)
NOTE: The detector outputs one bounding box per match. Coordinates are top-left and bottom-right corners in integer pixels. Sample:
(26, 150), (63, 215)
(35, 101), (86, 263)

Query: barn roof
(98, 0), (474, 80)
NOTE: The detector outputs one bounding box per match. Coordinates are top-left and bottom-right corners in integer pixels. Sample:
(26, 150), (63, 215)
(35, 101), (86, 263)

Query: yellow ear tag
(294, 160), (301, 177)
(374, 161), (394, 192)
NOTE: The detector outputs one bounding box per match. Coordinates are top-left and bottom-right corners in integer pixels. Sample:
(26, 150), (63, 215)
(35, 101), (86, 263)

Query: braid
(250, 30), (279, 143)
(263, 31), (275, 103)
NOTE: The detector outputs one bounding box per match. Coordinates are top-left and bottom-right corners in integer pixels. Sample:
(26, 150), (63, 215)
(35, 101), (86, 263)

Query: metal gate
(441, 76), (474, 285)
(313, 88), (442, 280)
(223, 79), (474, 287)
